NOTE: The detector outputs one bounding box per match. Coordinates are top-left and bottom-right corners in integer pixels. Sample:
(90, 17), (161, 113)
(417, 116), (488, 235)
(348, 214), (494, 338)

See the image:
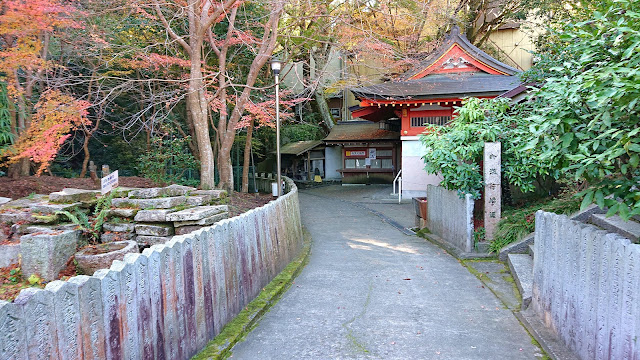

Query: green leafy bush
(420, 97), (557, 199)
(524, 0), (640, 219)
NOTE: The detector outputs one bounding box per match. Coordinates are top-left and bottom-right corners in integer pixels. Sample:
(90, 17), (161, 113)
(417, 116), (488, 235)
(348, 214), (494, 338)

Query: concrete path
(230, 185), (542, 359)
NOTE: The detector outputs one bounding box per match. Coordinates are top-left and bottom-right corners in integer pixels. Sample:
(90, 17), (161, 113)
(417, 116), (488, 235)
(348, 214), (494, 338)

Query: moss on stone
(31, 214), (59, 224)
(192, 229), (311, 360)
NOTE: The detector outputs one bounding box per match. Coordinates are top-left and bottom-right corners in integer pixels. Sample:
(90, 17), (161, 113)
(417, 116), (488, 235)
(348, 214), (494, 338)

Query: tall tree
(133, 0), (285, 190)
(0, 0), (82, 177)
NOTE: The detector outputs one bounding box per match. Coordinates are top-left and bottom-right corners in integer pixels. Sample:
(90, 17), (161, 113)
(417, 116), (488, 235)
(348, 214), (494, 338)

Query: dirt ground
(0, 175), (275, 214)
(0, 175), (157, 199)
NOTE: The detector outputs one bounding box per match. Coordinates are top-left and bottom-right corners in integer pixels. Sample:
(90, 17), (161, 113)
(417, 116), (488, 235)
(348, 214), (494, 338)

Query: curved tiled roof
(351, 73), (520, 101)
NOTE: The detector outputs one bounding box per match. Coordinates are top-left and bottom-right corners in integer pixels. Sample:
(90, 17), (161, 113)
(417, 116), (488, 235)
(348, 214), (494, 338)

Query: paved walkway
(230, 185), (542, 359)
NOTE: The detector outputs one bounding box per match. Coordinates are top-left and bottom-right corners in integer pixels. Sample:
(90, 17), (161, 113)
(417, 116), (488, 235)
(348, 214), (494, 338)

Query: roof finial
(450, 25), (461, 36)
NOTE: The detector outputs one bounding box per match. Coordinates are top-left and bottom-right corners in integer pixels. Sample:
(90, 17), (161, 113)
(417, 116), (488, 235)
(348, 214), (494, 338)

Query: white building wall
(401, 137), (441, 198)
(324, 146), (343, 180)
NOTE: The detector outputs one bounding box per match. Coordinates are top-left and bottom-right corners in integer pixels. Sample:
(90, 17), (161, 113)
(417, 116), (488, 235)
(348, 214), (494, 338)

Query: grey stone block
(0, 243), (20, 267)
(192, 189), (227, 198)
(93, 268), (125, 359)
(13, 287), (60, 358)
(67, 275), (107, 359)
(425, 185), (474, 254)
(173, 212), (228, 228)
(0, 209), (34, 223)
(134, 209), (176, 222)
(590, 213), (640, 242)
(135, 223), (174, 236)
(507, 253), (534, 309)
(2, 194), (47, 209)
(174, 225), (205, 235)
(20, 230), (79, 281)
(31, 201), (81, 214)
(103, 222), (136, 233)
(498, 232), (534, 262)
(0, 197), (12, 205)
(108, 208), (138, 218)
(75, 240), (139, 275)
(166, 205), (229, 222)
(49, 188), (99, 203)
(0, 300), (28, 359)
(45, 280), (83, 359)
(137, 235), (173, 246)
(128, 184), (196, 199)
(112, 196), (188, 209)
(186, 190), (227, 205)
(100, 232), (136, 243)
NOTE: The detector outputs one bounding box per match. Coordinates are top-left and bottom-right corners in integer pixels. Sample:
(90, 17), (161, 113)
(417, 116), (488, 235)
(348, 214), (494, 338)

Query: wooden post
(101, 165), (110, 177)
(484, 142), (501, 241)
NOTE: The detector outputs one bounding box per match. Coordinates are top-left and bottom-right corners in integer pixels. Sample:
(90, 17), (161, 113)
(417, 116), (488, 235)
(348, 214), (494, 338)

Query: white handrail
(392, 169), (402, 194)
(393, 169), (402, 203)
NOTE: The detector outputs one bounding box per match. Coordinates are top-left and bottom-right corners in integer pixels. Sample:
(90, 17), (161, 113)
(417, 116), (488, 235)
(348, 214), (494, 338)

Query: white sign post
(101, 170), (119, 194)
(484, 143), (501, 241)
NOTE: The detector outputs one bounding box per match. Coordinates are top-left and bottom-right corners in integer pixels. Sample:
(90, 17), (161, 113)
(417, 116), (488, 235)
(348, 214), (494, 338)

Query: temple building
(349, 27), (522, 197)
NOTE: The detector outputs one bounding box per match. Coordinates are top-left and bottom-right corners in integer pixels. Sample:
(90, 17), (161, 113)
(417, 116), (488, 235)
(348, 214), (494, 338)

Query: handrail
(393, 169), (402, 203)
(392, 169), (402, 194)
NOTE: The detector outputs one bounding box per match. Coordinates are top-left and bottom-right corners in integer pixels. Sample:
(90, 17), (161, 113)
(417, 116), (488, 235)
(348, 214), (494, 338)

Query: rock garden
(0, 184), (232, 300)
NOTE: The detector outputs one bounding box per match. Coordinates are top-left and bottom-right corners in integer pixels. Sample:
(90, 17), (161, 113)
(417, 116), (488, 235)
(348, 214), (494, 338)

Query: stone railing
(425, 185), (474, 254)
(0, 178), (303, 360)
(532, 211), (640, 360)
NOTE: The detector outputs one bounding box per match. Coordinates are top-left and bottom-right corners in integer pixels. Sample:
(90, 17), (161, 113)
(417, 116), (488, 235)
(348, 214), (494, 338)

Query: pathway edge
(192, 228), (312, 360)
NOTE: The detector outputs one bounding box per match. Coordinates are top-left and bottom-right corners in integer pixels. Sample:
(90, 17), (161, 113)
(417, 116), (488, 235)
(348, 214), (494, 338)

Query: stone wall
(0, 178), (303, 360)
(532, 211), (640, 360)
(425, 185), (474, 253)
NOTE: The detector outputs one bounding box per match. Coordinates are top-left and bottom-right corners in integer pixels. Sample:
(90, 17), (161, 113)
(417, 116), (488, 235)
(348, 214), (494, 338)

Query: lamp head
(270, 57), (281, 75)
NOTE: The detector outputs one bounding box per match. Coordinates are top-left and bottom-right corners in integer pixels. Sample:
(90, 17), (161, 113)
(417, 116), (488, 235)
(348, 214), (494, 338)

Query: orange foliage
(0, 0), (81, 88)
(8, 90), (91, 175)
(236, 92), (306, 129)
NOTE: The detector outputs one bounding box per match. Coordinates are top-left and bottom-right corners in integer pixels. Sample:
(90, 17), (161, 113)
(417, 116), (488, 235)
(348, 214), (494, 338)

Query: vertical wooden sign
(484, 142), (501, 241)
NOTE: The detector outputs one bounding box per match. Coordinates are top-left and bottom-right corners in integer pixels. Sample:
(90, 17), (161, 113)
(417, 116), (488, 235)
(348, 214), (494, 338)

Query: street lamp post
(271, 57), (282, 197)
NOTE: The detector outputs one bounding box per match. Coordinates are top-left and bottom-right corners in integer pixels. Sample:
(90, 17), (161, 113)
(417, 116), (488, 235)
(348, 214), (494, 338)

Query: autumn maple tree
(0, 0), (85, 177)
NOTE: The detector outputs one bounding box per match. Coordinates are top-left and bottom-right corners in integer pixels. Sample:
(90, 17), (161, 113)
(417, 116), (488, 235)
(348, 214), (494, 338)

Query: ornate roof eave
(400, 26), (520, 80)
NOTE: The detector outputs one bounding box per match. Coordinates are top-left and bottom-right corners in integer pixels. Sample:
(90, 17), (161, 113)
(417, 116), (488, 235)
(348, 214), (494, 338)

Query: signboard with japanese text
(345, 150), (366, 157)
(368, 148), (377, 159)
(101, 170), (119, 194)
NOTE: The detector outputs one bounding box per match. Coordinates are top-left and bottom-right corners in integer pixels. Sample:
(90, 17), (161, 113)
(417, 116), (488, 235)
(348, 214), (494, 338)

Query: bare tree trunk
(216, 1), (283, 190)
(79, 135), (91, 178)
(187, 65), (216, 189)
(314, 90), (334, 129)
(241, 118), (254, 193)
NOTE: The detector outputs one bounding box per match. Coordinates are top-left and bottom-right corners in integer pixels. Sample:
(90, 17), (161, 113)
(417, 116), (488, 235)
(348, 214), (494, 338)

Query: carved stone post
(484, 142), (501, 241)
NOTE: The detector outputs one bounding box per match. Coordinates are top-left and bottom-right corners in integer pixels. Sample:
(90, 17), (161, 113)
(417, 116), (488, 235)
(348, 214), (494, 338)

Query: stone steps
(590, 213), (640, 243)
(507, 253), (533, 309)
